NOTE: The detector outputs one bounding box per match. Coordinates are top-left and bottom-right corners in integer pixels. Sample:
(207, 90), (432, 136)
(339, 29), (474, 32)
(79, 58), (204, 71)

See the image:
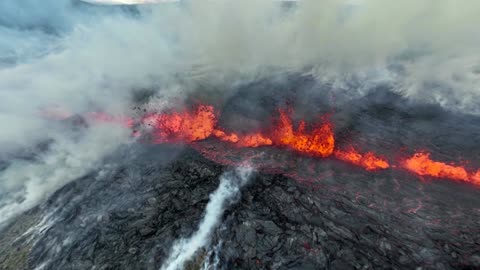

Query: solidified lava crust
(1, 145), (479, 270)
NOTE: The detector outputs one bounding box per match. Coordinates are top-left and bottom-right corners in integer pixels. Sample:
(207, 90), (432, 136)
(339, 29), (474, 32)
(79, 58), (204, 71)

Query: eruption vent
(143, 105), (217, 143)
(273, 109), (335, 157)
(44, 104), (480, 187)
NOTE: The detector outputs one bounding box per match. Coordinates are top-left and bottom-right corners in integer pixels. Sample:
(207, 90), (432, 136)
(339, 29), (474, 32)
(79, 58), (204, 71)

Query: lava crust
(1, 143), (479, 270)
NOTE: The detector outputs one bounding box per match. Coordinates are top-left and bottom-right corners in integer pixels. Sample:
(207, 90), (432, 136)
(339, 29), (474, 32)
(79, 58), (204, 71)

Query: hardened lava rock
(1, 144), (479, 270)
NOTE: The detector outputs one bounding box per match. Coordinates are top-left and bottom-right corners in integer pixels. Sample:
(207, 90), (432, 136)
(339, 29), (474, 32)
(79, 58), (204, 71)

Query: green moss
(184, 249), (208, 270)
(0, 210), (40, 270)
(0, 246), (30, 270)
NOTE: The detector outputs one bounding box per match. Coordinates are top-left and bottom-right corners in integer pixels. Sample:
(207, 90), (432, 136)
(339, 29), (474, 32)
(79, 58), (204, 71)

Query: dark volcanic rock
(0, 143), (479, 270)
(0, 145), (222, 270)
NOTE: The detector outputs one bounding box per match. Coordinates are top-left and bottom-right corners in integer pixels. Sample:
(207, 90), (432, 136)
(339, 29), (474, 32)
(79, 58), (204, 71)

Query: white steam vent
(160, 166), (253, 270)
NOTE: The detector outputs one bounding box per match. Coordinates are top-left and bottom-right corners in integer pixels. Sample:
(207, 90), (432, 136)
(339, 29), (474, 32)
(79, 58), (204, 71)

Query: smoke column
(160, 166), (253, 270)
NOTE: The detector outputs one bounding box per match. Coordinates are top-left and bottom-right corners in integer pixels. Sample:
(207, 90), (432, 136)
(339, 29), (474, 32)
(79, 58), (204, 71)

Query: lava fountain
(41, 104), (480, 187)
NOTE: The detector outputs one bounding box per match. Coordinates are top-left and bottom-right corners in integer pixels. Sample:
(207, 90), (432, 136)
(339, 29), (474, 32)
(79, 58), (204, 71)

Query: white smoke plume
(1, 0), (480, 224)
(0, 124), (130, 225)
(160, 166), (253, 270)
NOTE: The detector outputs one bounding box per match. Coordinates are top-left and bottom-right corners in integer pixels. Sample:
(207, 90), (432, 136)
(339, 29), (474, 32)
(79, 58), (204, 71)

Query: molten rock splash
(44, 104), (480, 187)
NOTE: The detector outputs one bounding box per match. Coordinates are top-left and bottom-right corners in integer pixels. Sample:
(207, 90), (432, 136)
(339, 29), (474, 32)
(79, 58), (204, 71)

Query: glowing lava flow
(402, 152), (480, 185)
(138, 106), (478, 186)
(212, 130), (273, 147)
(472, 171), (480, 185)
(334, 146), (390, 171)
(40, 104), (480, 187)
(141, 105), (273, 147)
(142, 105), (217, 143)
(273, 110), (335, 157)
(141, 106), (335, 154)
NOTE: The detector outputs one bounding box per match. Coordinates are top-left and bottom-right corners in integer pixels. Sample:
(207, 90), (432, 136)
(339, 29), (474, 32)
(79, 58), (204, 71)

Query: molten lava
(41, 103), (480, 187)
(472, 171), (480, 185)
(142, 105), (216, 143)
(334, 146), (390, 171)
(402, 152), (479, 184)
(237, 133), (273, 148)
(213, 130), (273, 147)
(273, 110), (335, 157)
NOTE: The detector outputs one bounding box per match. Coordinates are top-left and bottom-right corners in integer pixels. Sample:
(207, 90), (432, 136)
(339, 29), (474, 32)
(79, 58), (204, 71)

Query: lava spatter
(142, 105), (217, 143)
(41, 104), (480, 187)
(334, 146), (390, 171)
(273, 109), (335, 158)
(472, 170), (480, 185)
(213, 130), (273, 147)
(402, 152), (479, 184)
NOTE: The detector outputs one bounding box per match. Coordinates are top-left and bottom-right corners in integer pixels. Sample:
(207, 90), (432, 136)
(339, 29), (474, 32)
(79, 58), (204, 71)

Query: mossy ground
(0, 210), (40, 270)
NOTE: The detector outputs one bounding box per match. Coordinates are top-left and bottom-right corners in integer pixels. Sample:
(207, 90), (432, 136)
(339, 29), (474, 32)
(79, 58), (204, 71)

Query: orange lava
(237, 133), (273, 147)
(472, 170), (480, 185)
(402, 152), (473, 182)
(42, 103), (480, 187)
(334, 146), (390, 171)
(273, 109), (335, 157)
(143, 105), (216, 143)
(144, 106), (335, 155)
(213, 130), (273, 147)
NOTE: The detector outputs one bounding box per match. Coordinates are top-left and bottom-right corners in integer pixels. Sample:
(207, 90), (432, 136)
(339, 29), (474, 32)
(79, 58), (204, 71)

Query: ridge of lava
(42, 104), (480, 187)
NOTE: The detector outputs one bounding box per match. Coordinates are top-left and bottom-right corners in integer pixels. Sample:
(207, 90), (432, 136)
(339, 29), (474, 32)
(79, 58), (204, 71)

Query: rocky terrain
(2, 1), (480, 270)
(1, 142), (479, 270)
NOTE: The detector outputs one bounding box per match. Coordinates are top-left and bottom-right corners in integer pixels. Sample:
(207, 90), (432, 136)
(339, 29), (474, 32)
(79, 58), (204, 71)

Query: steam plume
(160, 166), (253, 270)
